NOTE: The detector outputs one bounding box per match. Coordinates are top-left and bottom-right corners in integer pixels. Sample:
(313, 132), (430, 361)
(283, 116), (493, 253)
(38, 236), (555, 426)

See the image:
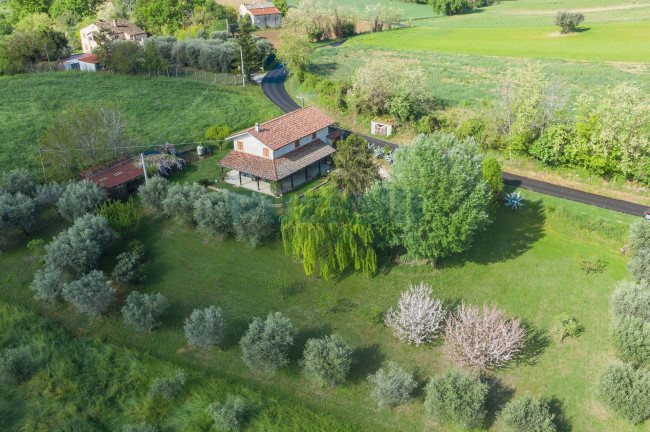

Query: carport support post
(290, 175), (294, 188)
(318, 159), (321, 173)
(239, 171), (242, 185)
(257, 177), (260, 190)
(305, 167), (308, 181)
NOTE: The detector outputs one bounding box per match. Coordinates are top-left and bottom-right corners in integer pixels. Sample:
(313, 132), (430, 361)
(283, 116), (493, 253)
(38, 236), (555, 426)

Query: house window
(263, 148), (269, 157)
(237, 141), (243, 150)
(294, 140), (300, 148)
(312, 132), (316, 139)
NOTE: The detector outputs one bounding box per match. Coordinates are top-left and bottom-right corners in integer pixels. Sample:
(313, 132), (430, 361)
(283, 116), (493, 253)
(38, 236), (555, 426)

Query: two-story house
(79, 19), (148, 54)
(218, 106), (339, 194)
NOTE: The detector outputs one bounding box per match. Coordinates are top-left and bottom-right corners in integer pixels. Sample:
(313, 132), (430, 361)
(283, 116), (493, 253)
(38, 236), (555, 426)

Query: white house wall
(232, 133), (272, 158)
(273, 127), (329, 158)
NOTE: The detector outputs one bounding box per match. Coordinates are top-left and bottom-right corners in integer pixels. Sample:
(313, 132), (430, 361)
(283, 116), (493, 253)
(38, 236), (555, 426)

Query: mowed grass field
(0, 72), (282, 175)
(346, 21), (650, 62)
(0, 173), (644, 431)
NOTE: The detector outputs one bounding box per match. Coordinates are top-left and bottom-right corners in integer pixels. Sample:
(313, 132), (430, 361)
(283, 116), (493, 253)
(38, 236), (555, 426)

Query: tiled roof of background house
(248, 6), (281, 15)
(218, 139), (335, 181)
(227, 106), (335, 151)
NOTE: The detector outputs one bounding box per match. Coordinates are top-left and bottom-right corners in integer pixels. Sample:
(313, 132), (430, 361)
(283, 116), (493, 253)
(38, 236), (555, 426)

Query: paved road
(260, 60), (648, 217)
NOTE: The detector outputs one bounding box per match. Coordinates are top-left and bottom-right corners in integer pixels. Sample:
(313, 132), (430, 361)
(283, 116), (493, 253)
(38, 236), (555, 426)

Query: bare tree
(385, 282), (447, 346)
(444, 302), (525, 371)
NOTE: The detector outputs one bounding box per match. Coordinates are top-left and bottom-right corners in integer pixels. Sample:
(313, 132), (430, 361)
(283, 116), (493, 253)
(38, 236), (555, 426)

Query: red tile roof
(218, 139), (335, 181)
(228, 106), (335, 151)
(77, 54), (100, 64)
(83, 157), (144, 189)
(247, 6), (281, 15)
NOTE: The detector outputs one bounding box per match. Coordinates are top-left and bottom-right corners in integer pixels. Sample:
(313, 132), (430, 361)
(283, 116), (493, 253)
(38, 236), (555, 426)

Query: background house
(239, 3), (282, 28)
(218, 106), (336, 195)
(79, 19), (147, 54)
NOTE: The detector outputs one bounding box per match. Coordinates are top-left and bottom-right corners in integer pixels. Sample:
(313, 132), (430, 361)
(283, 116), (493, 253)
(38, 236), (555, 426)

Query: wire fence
(31, 62), (243, 86)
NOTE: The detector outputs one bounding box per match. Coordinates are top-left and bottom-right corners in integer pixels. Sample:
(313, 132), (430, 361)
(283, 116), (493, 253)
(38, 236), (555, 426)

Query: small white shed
(371, 120), (394, 137)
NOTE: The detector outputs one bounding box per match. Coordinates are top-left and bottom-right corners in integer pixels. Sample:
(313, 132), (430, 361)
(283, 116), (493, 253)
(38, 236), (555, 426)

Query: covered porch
(223, 161), (330, 196)
(218, 139), (336, 197)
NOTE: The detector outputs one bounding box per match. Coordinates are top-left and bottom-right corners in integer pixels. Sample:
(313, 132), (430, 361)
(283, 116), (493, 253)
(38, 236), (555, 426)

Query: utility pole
(37, 145), (47, 183)
(140, 153), (148, 184)
(239, 46), (246, 87)
(44, 44), (52, 72)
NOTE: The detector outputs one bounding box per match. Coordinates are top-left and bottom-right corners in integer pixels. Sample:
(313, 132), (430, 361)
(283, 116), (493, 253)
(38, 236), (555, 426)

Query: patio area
(223, 162), (331, 197)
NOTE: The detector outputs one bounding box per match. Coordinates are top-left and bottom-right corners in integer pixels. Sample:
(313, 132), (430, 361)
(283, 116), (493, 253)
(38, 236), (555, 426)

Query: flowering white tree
(384, 282), (447, 346)
(444, 302), (526, 371)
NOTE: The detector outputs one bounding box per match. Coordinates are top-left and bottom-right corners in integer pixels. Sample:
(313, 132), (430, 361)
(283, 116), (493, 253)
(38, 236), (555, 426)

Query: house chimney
(113, 19), (118, 27)
(255, 123), (260, 132)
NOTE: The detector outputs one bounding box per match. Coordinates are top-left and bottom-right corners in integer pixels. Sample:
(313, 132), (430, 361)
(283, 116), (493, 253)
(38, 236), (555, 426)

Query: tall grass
(0, 302), (359, 431)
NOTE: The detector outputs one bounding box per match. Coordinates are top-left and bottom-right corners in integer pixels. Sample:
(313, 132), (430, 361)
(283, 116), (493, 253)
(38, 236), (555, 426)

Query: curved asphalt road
(260, 59), (648, 217)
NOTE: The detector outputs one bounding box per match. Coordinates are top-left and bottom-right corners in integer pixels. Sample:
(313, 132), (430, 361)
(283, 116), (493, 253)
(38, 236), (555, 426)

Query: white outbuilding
(239, 2), (282, 28)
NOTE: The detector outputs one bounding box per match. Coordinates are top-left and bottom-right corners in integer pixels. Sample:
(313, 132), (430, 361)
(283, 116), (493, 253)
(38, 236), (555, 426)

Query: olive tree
(555, 10), (584, 34)
(193, 191), (230, 239)
(230, 194), (272, 248)
(62, 270), (116, 316)
(44, 214), (116, 275)
(597, 363), (650, 425)
(301, 334), (353, 386)
(499, 395), (556, 432)
(148, 369), (185, 400)
(611, 316), (650, 367)
(1, 168), (38, 197)
(629, 249), (650, 284)
(368, 362), (417, 408)
(0, 192), (38, 235)
(138, 176), (169, 213)
(29, 268), (64, 301)
(629, 219), (650, 255)
(56, 180), (107, 221)
(240, 312), (295, 373)
(206, 395), (246, 431)
(184, 306), (226, 347)
(611, 280), (650, 322)
(122, 291), (168, 332)
(425, 369), (488, 430)
(162, 182), (205, 224)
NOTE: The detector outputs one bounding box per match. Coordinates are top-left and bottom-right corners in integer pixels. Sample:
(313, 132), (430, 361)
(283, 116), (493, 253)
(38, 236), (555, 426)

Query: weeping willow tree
(281, 187), (377, 279)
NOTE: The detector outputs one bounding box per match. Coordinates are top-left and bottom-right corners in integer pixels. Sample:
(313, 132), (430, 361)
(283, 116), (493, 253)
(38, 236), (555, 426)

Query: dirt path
(505, 3), (650, 15)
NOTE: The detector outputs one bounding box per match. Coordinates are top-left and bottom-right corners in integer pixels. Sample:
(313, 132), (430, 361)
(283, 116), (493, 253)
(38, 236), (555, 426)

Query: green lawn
(0, 72), (282, 176)
(0, 187), (644, 431)
(345, 22), (650, 62)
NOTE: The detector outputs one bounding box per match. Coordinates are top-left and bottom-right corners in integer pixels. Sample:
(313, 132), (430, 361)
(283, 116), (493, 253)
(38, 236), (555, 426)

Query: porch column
(257, 177), (260, 190)
(239, 171), (242, 185)
(290, 174), (294, 188)
(318, 159), (321, 173)
(305, 167), (308, 181)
